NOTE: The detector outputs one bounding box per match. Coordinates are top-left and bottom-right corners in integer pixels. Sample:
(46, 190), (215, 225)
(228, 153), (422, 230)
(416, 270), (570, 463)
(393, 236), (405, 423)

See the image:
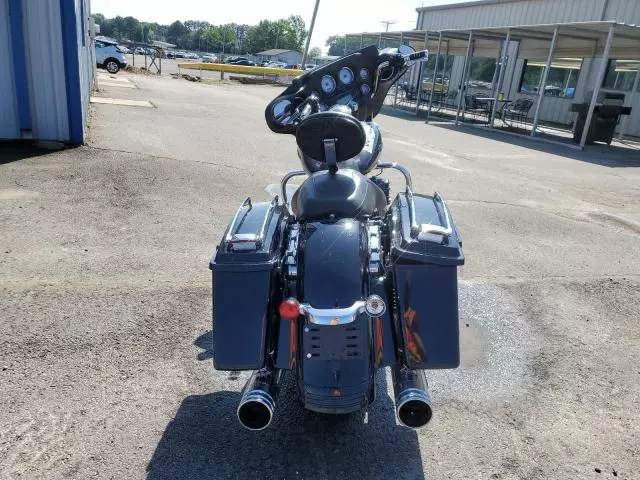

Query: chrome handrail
(299, 301), (366, 325)
(280, 170), (307, 213)
(377, 162), (418, 237)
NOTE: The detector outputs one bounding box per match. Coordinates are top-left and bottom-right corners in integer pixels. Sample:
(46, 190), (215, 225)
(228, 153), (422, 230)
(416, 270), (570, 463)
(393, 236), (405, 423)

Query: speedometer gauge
(360, 84), (371, 96)
(339, 67), (354, 85)
(320, 75), (336, 94)
(359, 68), (369, 80)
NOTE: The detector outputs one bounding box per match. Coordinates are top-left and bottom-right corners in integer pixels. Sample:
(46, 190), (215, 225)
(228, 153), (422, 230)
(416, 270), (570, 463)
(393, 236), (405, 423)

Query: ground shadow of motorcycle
(146, 334), (426, 480)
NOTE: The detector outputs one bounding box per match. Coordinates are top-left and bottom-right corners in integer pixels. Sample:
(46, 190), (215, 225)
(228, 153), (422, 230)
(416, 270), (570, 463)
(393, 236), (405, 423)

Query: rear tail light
(279, 298), (300, 321)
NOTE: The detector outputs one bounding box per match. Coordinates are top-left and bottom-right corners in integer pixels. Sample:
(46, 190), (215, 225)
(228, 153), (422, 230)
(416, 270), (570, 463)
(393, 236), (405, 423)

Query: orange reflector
(279, 298), (300, 321)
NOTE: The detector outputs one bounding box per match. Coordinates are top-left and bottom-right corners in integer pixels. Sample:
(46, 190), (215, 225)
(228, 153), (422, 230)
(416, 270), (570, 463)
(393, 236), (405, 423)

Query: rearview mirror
(398, 44), (415, 56)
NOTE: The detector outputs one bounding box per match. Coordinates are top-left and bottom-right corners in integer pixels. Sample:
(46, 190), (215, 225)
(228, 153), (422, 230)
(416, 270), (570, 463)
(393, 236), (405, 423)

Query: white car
(202, 54), (218, 63)
(95, 38), (127, 74)
(267, 61), (286, 69)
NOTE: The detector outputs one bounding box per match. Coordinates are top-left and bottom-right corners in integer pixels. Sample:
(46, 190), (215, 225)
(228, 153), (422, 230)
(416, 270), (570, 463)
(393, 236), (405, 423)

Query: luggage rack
(226, 197), (278, 251)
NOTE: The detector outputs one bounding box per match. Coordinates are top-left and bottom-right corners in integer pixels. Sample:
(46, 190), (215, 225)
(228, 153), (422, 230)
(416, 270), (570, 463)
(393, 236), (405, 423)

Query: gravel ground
(0, 71), (639, 479)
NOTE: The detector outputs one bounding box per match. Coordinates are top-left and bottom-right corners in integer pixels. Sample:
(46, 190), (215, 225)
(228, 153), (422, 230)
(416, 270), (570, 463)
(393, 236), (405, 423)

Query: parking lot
(1, 70), (639, 479)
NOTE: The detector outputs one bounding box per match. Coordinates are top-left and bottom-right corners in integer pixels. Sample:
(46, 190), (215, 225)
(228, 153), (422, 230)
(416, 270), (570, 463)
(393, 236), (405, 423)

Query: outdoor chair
(432, 89), (458, 112)
(502, 98), (534, 129)
(399, 83), (418, 104)
(463, 94), (491, 123)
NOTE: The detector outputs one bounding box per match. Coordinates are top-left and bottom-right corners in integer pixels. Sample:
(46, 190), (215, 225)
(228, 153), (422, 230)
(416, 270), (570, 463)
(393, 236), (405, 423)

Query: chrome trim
(225, 197), (277, 251)
(280, 170), (307, 213)
(367, 225), (382, 275)
(300, 301), (367, 325)
(225, 197), (252, 243)
(284, 223), (299, 279)
(418, 192), (453, 240)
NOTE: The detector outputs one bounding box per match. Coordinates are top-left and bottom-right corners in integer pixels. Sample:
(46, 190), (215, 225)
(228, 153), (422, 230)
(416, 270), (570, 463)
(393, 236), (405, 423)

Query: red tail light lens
(279, 299), (300, 321)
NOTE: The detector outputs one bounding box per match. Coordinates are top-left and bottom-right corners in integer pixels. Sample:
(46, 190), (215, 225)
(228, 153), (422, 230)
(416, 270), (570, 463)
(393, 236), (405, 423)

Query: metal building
(0, 0), (95, 144)
(346, 0), (640, 148)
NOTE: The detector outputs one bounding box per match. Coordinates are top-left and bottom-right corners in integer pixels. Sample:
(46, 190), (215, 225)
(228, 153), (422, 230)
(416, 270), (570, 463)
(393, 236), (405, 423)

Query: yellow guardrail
(177, 62), (304, 76)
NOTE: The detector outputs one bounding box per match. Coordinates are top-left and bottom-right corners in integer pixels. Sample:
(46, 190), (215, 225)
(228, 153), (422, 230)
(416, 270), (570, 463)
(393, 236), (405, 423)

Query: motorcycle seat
(291, 169), (387, 220)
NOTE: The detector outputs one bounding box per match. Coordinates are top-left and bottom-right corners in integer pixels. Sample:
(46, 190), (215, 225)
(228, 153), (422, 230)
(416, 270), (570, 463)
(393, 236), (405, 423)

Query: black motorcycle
(210, 45), (464, 431)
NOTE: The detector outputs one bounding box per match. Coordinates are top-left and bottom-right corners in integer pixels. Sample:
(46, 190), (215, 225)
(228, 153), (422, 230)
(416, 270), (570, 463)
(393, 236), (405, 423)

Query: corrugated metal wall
(0, 0), (93, 142)
(0, 0), (19, 139)
(22, 0), (69, 141)
(75, 0), (94, 129)
(418, 0), (640, 31)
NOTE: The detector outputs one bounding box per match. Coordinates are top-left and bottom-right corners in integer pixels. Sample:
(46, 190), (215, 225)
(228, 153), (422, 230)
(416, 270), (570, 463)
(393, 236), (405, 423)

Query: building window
(518, 58), (582, 98)
(420, 55), (455, 92)
(467, 58), (497, 90)
(603, 59), (640, 92)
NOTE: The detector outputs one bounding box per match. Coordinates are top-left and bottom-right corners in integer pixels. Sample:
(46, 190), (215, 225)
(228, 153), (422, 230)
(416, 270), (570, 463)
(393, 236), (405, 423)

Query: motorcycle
(210, 44), (464, 431)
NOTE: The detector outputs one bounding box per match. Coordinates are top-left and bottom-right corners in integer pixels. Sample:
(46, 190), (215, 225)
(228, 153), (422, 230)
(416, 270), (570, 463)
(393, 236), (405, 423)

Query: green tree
(167, 20), (188, 47)
(308, 47), (322, 59)
(326, 35), (361, 56)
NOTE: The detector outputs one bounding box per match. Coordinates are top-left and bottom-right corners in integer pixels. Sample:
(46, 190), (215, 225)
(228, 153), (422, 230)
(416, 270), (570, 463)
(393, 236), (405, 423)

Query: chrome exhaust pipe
(237, 368), (282, 431)
(391, 364), (433, 429)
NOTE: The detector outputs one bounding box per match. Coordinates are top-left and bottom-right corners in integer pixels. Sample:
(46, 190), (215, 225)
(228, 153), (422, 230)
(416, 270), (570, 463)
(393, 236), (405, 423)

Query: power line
(381, 20), (396, 32)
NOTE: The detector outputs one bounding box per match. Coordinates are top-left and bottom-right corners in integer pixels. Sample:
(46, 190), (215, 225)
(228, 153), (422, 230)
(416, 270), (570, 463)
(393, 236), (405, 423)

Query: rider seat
(291, 169), (387, 220)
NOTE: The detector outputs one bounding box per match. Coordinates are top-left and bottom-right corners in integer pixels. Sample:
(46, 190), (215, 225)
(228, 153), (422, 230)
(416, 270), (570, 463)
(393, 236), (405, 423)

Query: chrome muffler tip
(396, 387), (433, 429)
(237, 390), (275, 431)
(391, 364), (433, 429)
(236, 369), (281, 431)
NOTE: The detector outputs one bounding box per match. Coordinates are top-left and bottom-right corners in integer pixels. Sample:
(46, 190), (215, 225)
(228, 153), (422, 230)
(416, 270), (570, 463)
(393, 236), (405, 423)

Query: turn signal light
(279, 298), (301, 321)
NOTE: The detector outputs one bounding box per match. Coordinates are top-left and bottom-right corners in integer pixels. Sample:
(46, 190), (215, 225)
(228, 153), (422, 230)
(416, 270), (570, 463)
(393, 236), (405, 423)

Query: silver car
(95, 38), (127, 74)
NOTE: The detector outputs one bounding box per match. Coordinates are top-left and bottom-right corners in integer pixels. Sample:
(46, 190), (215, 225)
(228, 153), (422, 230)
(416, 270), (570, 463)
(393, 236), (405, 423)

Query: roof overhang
(346, 21), (640, 60)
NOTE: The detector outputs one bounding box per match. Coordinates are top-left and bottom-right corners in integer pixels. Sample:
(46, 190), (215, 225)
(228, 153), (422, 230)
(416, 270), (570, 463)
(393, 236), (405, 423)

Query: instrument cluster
(304, 57), (375, 111)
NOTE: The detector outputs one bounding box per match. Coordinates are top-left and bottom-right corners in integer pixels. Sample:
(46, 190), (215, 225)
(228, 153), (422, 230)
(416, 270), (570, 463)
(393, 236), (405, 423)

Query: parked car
(185, 52), (200, 59)
(166, 51), (176, 59)
(175, 51), (186, 58)
(202, 54), (218, 63)
(266, 61), (286, 69)
(304, 64), (318, 71)
(95, 38), (127, 74)
(284, 64), (300, 70)
(231, 59), (256, 66)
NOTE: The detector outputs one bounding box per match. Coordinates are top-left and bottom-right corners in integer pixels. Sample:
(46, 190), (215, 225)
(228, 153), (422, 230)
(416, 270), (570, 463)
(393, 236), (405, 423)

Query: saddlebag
(210, 198), (285, 370)
(389, 192), (465, 369)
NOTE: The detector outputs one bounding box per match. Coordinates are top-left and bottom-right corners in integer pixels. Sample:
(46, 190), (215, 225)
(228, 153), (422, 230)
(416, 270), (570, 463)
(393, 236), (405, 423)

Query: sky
(90, 0), (476, 51)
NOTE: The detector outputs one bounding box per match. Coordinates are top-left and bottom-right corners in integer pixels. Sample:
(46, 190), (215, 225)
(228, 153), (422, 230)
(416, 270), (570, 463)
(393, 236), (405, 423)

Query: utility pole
(381, 20), (396, 32)
(301, 0), (321, 67)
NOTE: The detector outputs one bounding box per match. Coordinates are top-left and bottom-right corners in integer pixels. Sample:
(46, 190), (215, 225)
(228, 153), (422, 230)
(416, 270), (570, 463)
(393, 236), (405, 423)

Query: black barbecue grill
(571, 92), (632, 145)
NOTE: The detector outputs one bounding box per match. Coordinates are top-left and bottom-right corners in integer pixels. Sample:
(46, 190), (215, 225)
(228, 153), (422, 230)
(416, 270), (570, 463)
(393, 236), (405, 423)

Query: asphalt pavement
(1, 70), (639, 479)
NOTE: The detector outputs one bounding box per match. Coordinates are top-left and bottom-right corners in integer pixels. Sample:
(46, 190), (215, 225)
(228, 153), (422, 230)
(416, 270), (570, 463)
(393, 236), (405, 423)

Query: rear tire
(105, 58), (120, 74)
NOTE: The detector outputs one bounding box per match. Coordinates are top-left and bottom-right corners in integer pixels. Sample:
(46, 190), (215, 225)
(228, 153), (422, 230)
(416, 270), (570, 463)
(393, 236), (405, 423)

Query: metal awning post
(531, 26), (559, 136)
(360, 33), (364, 49)
(415, 31), (430, 115)
(344, 35), (348, 55)
(618, 67), (640, 140)
(490, 29), (511, 128)
(580, 23), (616, 148)
(378, 33), (382, 48)
(456, 31), (474, 125)
(426, 32), (443, 122)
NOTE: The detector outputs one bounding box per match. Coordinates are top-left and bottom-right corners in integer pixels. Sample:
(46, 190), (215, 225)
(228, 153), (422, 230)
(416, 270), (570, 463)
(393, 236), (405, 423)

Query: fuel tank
(297, 219), (374, 413)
